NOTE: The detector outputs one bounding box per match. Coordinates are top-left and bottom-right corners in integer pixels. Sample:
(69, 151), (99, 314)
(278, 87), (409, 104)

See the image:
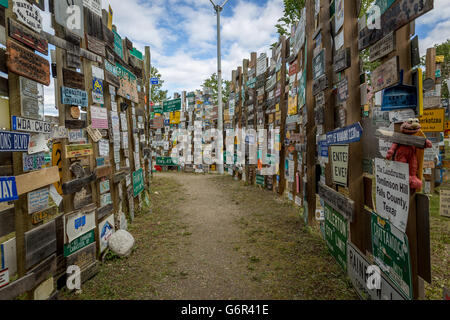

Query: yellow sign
(108, 5), (113, 30)
(288, 96), (297, 115)
(419, 108), (445, 132)
(436, 55), (445, 63)
(52, 142), (63, 194)
(170, 111), (180, 124)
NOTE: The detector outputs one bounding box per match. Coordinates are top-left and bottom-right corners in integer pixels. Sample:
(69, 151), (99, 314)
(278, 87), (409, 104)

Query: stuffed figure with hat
(386, 118), (432, 191)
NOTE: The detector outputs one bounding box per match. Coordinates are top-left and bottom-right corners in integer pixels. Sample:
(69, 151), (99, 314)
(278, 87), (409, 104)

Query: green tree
(274, 0), (305, 39)
(150, 66), (168, 103)
(434, 39), (450, 99)
(202, 73), (231, 105)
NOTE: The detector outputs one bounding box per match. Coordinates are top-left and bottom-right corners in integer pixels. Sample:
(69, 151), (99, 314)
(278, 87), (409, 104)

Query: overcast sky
(42, 0), (450, 116)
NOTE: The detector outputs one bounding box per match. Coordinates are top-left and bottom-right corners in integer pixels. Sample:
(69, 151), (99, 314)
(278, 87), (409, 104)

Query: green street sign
(0, 0), (8, 8)
(64, 230), (95, 257)
(371, 212), (412, 300)
(129, 47), (143, 60)
(256, 175), (265, 187)
(153, 105), (163, 114)
(133, 168), (145, 197)
(324, 203), (348, 272)
(163, 98), (182, 113)
(156, 157), (179, 166)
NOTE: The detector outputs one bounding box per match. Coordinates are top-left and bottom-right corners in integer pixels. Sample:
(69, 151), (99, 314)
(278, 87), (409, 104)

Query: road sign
(150, 78), (159, 85)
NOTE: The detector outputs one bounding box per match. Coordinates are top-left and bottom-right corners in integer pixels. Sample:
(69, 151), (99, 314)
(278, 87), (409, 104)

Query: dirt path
(63, 173), (358, 300)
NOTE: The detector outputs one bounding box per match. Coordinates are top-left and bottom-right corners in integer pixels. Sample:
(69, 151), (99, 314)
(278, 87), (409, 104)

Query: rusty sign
(369, 31), (395, 62)
(85, 34), (105, 57)
(63, 68), (85, 90)
(6, 39), (50, 86)
(371, 55), (398, 93)
(8, 18), (48, 55)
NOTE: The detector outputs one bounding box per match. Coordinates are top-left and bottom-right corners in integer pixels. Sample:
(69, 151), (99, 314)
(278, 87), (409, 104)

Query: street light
(209, 0), (229, 175)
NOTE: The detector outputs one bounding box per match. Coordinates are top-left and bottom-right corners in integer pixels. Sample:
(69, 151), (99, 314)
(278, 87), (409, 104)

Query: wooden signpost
(63, 69), (85, 90)
(8, 18), (47, 55)
(371, 56), (399, 92)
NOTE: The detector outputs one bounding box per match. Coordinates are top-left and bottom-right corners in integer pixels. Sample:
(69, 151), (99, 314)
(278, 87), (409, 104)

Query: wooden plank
(24, 220), (57, 269)
(6, 39), (50, 86)
(369, 31), (395, 62)
(333, 47), (351, 73)
(15, 166), (60, 196)
(62, 173), (96, 195)
(85, 34), (105, 57)
(371, 56), (399, 92)
(0, 207), (14, 238)
(66, 243), (96, 271)
(96, 203), (113, 221)
(375, 129), (427, 148)
(95, 165), (111, 179)
(8, 18), (48, 55)
(312, 75), (328, 96)
(62, 68), (85, 90)
(0, 273), (34, 300)
(65, 120), (87, 130)
(318, 182), (355, 222)
(416, 194), (431, 284)
(26, 254), (56, 287)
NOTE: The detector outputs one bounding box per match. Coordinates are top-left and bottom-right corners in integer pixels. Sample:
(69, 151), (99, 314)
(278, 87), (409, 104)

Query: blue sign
(74, 216), (86, 230)
(61, 86), (88, 107)
(150, 78), (159, 85)
(164, 119), (170, 126)
(319, 140), (329, 158)
(326, 122), (363, 145)
(0, 177), (18, 203)
(0, 131), (30, 152)
(92, 78), (104, 95)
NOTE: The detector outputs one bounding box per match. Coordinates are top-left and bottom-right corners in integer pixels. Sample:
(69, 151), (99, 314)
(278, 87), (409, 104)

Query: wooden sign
(331, 145), (349, 187)
(65, 120), (86, 130)
(63, 68), (85, 90)
(312, 49), (325, 80)
(419, 108), (445, 132)
(97, 203), (113, 221)
(0, 177), (18, 203)
(27, 0), (45, 11)
(318, 182), (354, 222)
(85, 34), (105, 57)
(411, 36), (420, 67)
(24, 220), (56, 269)
(369, 32), (395, 62)
(65, 209), (96, 243)
(66, 243), (96, 270)
(62, 172), (96, 195)
(376, 129), (428, 148)
(12, 0), (42, 33)
(12, 116), (51, 134)
(86, 125), (102, 142)
(65, 144), (93, 158)
(6, 39), (50, 86)
(83, 0), (102, 17)
(337, 77), (349, 103)
(95, 165), (111, 179)
(439, 189), (450, 218)
(15, 166), (59, 196)
(8, 18), (47, 55)
(333, 47), (351, 73)
(61, 86), (88, 106)
(371, 56), (398, 92)
(313, 75), (328, 96)
(0, 208), (14, 237)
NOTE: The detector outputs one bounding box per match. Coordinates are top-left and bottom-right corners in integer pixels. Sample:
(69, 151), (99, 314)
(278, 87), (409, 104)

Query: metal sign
(0, 177), (18, 203)
(63, 229), (95, 257)
(331, 145), (349, 187)
(13, 0), (42, 33)
(326, 122), (363, 145)
(65, 209), (96, 243)
(156, 157), (178, 166)
(132, 168), (144, 197)
(150, 78), (159, 85)
(324, 203), (348, 271)
(0, 130), (30, 152)
(163, 98), (182, 113)
(61, 86), (88, 107)
(371, 212), (412, 300)
(12, 116), (51, 134)
(419, 108), (445, 132)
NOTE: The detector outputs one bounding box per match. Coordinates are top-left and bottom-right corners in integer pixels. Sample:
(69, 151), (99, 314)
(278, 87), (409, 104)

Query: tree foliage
(202, 73), (231, 105)
(434, 39), (450, 99)
(150, 66), (168, 103)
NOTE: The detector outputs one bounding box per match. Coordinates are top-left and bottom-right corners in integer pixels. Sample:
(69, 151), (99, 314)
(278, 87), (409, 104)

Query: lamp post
(210, 0), (229, 175)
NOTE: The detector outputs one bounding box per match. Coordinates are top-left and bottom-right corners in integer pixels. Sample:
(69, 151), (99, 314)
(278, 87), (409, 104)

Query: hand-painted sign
(326, 123), (363, 145)
(132, 168), (144, 197)
(375, 158), (409, 233)
(0, 177), (18, 203)
(27, 187), (49, 214)
(90, 106), (108, 129)
(324, 204), (348, 271)
(419, 108), (445, 132)
(371, 56), (399, 93)
(369, 32), (395, 62)
(318, 182), (354, 222)
(163, 98), (182, 113)
(65, 144), (93, 158)
(54, 0), (84, 38)
(8, 18), (47, 55)
(65, 209), (96, 243)
(0, 131), (30, 152)
(13, 0), (42, 33)
(64, 229), (95, 257)
(61, 86), (88, 107)
(12, 116), (51, 134)
(347, 241), (406, 300)
(116, 63), (138, 103)
(334, 47), (351, 73)
(63, 68), (85, 90)
(331, 145), (349, 187)
(371, 212), (412, 300)
(6, 39), (50, 86)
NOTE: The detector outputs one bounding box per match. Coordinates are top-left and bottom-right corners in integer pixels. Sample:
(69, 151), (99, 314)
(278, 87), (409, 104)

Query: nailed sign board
(6, 39), (50, 86)
(24, 220), (56, 269)
(0, 130), (30, 152)
(91, 106), (108, 129)
(13, 0), (42, 33)
(116, 63), (138, 103)
(8, 18), (47, 55)
(337, 77), (349, 103)
(163, 98), (182, 113)
(12, 116), (51, 134)
(99, 214), (115, 253)
(439, 189), (450, 218)
(347, 241), (406, 300)
(63, 68), (85, 90)
(20, 77), (44, 121)
(371, 212), (412, 300)
(326, 123), (363, 145)
(54, 0), (84, 39)
(318, 182), (354, 222)
(83, 0), (101, 16)
(312, 49), (325, 80)
(371, 56), (399, 93)
(0, 177), (18, 203)
(65, 144), (93, 158)
(132, 168), (144, 197)
(86, 34), (105, 57)
(419, 108), (445, 132)
(68, 129), (87, 143)
(375, 158), (409, 233)
(27, 187), (49, 214)
(324, 204), (348, 271)
(64, 229), (95, 257)
(333, 47), (351, 73)
(331, 145), (349, 187)
(61, 86), (88, 107)
(369, 32), (395, 62)
(23, 152), (50, 172)
(65, 209), (96, 243)
(67, 242), (96, 271)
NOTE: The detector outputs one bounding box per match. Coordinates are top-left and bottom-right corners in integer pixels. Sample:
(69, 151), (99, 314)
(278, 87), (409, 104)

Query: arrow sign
(326, 122), (363, 145)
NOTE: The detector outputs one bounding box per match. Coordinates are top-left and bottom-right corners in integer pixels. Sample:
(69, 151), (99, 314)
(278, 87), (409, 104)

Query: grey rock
(108, 230), (135, 257)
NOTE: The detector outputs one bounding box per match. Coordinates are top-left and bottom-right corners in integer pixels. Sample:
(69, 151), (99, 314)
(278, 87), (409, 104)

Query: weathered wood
(65, 120), (87, 130)
(113, 171), (126, 183)
(24, 220), (57, 269)
(96, 203), (114, 221)
(371, 55), (399, 92)
(8, 18), (48, 55)
(0, 207), (14, 238)
(312, 75), (328, 96)
(369, 31), (395, 62)
(62, 173), (96, 195)
(63, 68), (85, 90)
(85, 34), (105, 57)
(333, 47), (351, 73)
(66, 243), (96, 271)
(15, 166), (60, 196)
(416, 193), (431, 284)
(375, 129), (428, 148)
(6, 39), (50, 86)
(0, 273), (34, 300)
(95, 165), (111, 179)
(26, 254), (56, 287)
(318, 182), (355, 223)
